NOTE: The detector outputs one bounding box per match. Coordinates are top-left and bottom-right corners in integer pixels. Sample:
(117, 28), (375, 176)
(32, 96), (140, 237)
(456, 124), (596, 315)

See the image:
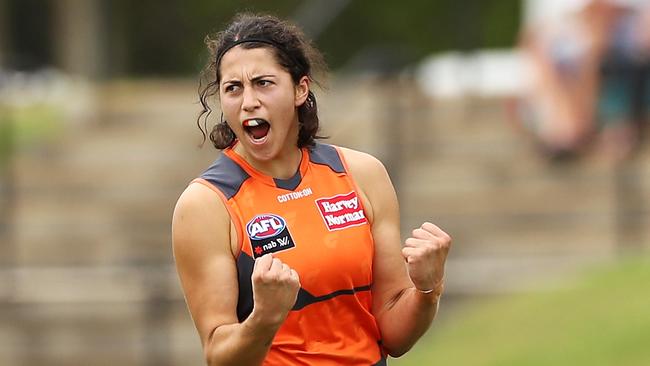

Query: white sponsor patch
(315, 191), (368, 231)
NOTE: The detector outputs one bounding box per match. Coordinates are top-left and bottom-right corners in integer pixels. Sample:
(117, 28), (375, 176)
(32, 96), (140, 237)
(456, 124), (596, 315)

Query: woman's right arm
(172, 182), (300, 366)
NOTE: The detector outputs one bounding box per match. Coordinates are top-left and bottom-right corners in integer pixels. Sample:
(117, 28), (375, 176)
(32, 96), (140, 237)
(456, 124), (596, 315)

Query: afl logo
(246, 214), (286, 240)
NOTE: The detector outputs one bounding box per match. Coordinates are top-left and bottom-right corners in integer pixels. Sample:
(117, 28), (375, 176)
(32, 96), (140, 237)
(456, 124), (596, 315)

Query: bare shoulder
(337, 146), (389, 184)
(173, 182), (229, 232)
(172, 181), (233, 258)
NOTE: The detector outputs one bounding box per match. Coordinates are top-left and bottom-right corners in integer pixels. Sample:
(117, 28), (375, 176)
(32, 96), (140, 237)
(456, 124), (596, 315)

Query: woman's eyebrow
(249, 74), (276, 82)
(222, 74), (276, 86)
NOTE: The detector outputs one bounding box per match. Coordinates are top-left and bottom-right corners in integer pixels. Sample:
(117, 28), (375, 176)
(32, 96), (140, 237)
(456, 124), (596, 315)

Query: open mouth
(243, 118), (270, 143)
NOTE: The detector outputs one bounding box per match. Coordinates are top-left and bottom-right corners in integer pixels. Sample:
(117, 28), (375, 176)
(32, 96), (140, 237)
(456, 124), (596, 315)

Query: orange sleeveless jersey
(194, 143), (386, 366)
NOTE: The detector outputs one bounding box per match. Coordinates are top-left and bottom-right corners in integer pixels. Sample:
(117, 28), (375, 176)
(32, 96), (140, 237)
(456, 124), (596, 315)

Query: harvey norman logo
(315, 191), (368, 231)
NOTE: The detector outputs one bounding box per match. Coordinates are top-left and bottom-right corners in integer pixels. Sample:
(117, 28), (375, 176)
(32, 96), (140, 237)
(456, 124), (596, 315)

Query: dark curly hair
(197, 13), (328, 149)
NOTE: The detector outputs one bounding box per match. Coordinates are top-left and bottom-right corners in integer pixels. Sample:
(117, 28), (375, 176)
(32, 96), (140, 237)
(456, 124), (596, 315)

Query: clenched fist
(251, 254), (301, 326)
(402, 222), (451, 294)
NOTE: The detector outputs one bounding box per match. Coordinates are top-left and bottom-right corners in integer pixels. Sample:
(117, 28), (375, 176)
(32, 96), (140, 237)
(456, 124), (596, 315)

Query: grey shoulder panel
(200, 154), (250, 199)
(308, 142), (346, 174)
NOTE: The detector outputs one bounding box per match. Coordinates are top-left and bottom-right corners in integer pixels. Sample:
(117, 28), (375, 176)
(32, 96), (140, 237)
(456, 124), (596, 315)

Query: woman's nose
(241, 86), (261, 111)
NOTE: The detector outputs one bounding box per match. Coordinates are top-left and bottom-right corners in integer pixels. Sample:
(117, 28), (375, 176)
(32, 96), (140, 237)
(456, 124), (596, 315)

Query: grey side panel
(236, 252), (255, 322)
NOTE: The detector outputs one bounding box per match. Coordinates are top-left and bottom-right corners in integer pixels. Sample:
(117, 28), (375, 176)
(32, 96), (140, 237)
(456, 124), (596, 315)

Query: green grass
(391, 256), (650, 366)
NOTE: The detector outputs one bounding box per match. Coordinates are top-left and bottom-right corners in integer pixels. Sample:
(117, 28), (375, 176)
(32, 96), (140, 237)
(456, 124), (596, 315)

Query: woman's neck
(234, 143), (303, 179)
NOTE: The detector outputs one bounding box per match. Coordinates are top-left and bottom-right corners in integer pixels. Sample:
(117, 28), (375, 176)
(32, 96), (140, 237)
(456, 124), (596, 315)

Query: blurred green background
(3, 0), (520, 76)
(394, 256), (650, 366)
(1, 1), (649, 365)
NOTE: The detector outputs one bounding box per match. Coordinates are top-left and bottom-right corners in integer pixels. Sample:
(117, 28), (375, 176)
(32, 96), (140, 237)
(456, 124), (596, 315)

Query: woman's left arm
(340, 148), (451, 357)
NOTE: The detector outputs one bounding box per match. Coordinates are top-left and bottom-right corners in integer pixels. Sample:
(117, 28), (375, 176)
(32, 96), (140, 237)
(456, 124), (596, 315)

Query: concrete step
(0, 265), (202, 365)
(0, 301), (201, 366)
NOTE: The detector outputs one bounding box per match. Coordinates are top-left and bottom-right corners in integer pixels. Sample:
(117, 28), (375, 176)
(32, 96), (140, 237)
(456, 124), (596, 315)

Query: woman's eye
(224, 84), (239, 93)
(258, 80), (271, 87)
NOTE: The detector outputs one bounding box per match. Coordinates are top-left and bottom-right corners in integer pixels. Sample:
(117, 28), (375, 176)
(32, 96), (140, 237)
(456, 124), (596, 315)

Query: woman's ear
(294, 76), (310, 107)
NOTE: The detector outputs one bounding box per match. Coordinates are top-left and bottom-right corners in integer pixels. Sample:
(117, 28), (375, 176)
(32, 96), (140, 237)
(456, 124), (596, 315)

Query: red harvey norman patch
(315, 191), (368, 231)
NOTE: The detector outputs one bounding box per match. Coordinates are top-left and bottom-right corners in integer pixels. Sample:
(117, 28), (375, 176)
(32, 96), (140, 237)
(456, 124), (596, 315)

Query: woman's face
(219, 46), (309, 162)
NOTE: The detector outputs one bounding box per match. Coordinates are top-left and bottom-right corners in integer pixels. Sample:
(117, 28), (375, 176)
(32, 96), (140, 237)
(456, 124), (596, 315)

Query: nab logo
(246, 214), (286, 240)
(246, 214), (296, 258)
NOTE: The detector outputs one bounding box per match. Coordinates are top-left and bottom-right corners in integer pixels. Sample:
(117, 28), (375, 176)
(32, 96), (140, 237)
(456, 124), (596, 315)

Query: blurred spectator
(597, 0), (650, 160)
(515, 0), (601, 158)
(514, 0), (649, 161)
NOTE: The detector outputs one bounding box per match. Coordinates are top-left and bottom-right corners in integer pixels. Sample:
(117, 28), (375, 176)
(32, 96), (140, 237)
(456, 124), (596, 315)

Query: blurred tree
(0, 0), (7, 67)
(109, 0), (302, 77)
(4, 0), (54, 70)
(53, 0), (108, 79)
(319, 0), (521, 70)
